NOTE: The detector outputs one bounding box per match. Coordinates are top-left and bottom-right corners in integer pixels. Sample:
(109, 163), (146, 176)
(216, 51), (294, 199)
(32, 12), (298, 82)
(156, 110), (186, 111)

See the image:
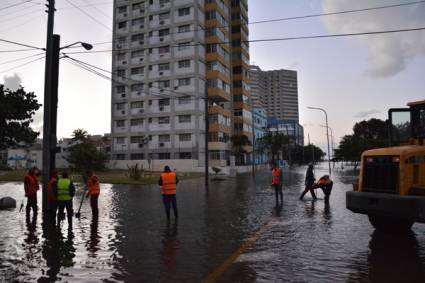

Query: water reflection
(88, 217), (100, 255)
(160, 221), (179, 281)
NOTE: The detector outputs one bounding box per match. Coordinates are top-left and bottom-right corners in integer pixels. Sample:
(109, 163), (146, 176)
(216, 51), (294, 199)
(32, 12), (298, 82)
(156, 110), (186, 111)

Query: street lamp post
(320, 124), (335, 169)
(308, 107), (331, 176)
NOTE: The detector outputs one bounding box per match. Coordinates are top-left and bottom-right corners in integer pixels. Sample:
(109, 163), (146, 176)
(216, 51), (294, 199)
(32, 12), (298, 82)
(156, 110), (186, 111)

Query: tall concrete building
(111, 0), (251, 170)
(250, 65), (299, 122)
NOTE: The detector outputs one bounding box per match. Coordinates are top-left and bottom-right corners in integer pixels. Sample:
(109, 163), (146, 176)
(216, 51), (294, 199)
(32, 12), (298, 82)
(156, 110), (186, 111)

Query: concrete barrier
(0, 197), (17, 210)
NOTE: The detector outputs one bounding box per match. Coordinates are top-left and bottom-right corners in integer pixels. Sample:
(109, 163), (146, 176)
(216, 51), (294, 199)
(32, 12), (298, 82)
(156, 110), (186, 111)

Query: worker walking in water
(86, 170), (100, 218)
(299, 164), (317, 201)
(158, 166), (179, 221)
(55, 171), (76, 229)
(47, 169), (59, 222)
(314, 175), (333, 204)
(24, 167), (40, 220)
(271, 163), (283, 205)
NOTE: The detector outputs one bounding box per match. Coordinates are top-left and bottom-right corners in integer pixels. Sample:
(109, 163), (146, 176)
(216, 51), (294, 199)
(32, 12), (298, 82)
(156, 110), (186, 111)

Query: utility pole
(204, 83), (209, 187)
(42, 0), (58, 215)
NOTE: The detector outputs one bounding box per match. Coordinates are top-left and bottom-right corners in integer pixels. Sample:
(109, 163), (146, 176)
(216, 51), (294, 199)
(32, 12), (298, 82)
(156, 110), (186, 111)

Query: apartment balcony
(208, 105), (231, 117)
(130, 125), (146, 133)
(149, 141), (172, 149)
(150, 1), (171, 12)
(209, 123), (231, 134)
(114, 108), (128, 117)
(149, 35), (170, 45)
(130, 73), (145, 81)
(175, 0), (194, 5)
(116, 27), (129, 35)
(116, 59), (129, 67)
(150, 105), (171, 114)
(174, 31), (195, 41)
(116, 11), (129, 20)
(175, 121), (196, 130)
(132, 23), (146, 32)
(149, 18), (171, 29)
(148, 70), (171, 79)
(130, 90), (147, 99)
(208, 142), (230, 151)
(174, 13), (194, 24)
(148, 123), (171, 131)
(114, 92), (127, 100)
(130, 141), (149, 150)
(174, 84), (195, 93)
(174, 65), (195, 75)
(174, 141), (196, 149)
(130, 108), (146, 116)
(149, 52), (171, 62)
(131, 40), (145, 49)
(208, 88), (231, 102)
(131, 56), (145, 65)
(114, 126), (127, 134)
(132, 8), (146, 18)
(174, 101), (195, 111)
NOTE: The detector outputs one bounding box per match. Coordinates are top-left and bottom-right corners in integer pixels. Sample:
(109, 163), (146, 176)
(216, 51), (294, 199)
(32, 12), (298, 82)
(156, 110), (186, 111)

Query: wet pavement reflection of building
(0, 166), (424, 282)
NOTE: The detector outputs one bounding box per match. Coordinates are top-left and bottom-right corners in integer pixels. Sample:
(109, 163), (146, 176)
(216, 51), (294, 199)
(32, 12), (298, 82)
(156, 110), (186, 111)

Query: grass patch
(0, 170), (203, 186)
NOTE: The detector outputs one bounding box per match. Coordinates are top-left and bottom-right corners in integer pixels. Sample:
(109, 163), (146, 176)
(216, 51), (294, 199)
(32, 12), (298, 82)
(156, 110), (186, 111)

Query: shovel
(75, 187), (87, 218)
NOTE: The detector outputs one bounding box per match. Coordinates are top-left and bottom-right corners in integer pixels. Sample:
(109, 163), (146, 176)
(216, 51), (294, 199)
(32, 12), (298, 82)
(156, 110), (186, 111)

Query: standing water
(1, 166), (425, 282)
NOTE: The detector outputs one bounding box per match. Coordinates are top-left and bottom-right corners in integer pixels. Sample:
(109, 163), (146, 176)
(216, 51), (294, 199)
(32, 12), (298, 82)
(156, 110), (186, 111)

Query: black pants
(90, 194), (99, 217)
(48, 200), (57, 223)
(299, 186), (317, 200)
(162, 195), (178, 220)
(57, 200), (73, 226)
(273, 185), (283, 203)
(321, 182), (333, 203)
(26, 195), (37, 219)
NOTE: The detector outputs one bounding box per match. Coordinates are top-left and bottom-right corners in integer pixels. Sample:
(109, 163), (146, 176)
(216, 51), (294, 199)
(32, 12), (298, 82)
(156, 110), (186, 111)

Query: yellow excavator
(347, 100), (425, 230)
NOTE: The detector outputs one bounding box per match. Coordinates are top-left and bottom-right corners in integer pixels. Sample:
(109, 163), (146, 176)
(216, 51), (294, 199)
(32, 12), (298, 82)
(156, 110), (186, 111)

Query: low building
(267, 117), (304, 146)
(253, 107), (268, 164)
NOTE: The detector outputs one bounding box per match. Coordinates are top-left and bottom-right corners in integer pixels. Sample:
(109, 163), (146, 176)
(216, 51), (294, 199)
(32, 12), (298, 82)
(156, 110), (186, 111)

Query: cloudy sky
(1, 0), (424, 152)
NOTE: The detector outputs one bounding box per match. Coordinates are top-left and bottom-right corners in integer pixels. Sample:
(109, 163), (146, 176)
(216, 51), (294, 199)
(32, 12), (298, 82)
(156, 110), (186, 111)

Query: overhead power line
(0, 38), (44, 50)
(89, 0), (425, 46)
(0, 52), (45, 66)
(0, 54), (45, 74)
(0, 0), (38, 12)
(65, 0), (112, 31)
(64, 26), (425, 55)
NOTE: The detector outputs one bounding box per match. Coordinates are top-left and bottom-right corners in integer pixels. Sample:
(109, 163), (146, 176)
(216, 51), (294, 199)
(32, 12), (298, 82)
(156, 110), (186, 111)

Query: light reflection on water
(0, 166), (424, 282)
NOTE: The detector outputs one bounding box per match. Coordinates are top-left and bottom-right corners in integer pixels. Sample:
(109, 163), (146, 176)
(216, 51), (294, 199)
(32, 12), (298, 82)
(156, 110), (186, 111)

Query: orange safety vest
(272, 168), (282, 185)
(87, 175), (100, 195)
(317, 178), (331, 187)
(24, 174), (39, 196)
(161, 172), (177, 195)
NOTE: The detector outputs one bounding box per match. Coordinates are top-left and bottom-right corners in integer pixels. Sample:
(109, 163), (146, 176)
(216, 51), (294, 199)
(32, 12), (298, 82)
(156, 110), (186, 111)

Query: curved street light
(308, 106), (331, 176)
(60, 41), (93, 50)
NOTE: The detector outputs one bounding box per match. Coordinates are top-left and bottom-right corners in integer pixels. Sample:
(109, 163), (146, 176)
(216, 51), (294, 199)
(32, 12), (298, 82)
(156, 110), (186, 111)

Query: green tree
(0, 85), (41, 149)
(67, 138), (109, 173)
(335, 118), (389, 168)
(257, 132), (289, 163)
(291, 144), (325, 165)
(72, 128), (88, 142)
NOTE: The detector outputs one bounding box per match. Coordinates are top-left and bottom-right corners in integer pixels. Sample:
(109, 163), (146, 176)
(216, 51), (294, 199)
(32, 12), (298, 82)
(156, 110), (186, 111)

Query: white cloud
(321, 0), (425, 77)
(3, 73), (22, 90)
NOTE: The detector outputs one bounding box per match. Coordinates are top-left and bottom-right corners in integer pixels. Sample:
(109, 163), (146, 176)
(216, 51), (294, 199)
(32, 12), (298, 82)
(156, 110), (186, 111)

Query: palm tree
(72, 128), (88, 142)
(257, 132), (289, 164)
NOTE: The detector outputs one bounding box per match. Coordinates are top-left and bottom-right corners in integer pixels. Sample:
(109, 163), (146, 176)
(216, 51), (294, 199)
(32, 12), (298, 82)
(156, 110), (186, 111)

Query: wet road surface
(1, 165), (425, 282)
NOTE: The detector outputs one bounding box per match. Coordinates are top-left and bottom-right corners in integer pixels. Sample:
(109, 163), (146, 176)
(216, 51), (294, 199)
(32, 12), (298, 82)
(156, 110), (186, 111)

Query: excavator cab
(347, 100), (425, 231)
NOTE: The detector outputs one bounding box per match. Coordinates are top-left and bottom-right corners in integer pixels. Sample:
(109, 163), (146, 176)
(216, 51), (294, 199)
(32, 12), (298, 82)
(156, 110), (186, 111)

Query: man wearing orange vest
(86, 171), (100, 217)
(158, 166), (179, 221)
(24, 166), (40, 219)
(47, 169), (59, 222)
(271, 163), (284, 204)
(313, 175), (333, 204)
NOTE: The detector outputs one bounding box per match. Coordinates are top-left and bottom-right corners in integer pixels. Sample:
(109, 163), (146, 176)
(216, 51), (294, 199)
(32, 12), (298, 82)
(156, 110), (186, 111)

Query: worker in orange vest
(47, 169), (59, 222)
(271, 163), (284, 204)
(158, 166), (179, 221)
(86, 171), (100, 217)
(313, 175), (333, 204)
(24, 166), (40, 219)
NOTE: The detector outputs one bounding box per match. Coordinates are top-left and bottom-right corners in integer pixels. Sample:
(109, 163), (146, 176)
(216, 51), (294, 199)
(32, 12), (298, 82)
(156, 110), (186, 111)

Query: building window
(158, 80), (170, 88)
(130, 101), (144, 109)
(178, 60), (190, 68)
(179, 133), (191, 141)
(158, 135), (170, 142)
(116, 103), (126, 110)
(131, 153), (144, 160)
(158, 28), (170, 36)
(178, 78), (191, 86)
(178, 24), (190, 33)
(130, 118), (144, 126)
(159, 12), (170, 20)
(131, 49), (144, 58)
(158, 116), (170, 124)
(158, 63), (170, 71)
(116, 85), (125, 93)
(118, 6), (127, 14)
(179, 152), (192, 159)
(117, 69), (126, 78)
(178, 96), (191, 105)
(116, 120), (125, 127)
(158, 45), (170, 54)
(178, 7), (190, 17)
(131, 83), (144, 91)
(132, 2), (144, 10)
(116, 137), (125, 144)
(158, 152), (170, 159)
(158, 98), (170, 106)
(178, 115), (191, 123)
(118, 21), (127, 29)
(131, 67), (144, 75)
(177, 42), (190, 51)
(115, 154), (126, 160)
(131, 33), (144, 42)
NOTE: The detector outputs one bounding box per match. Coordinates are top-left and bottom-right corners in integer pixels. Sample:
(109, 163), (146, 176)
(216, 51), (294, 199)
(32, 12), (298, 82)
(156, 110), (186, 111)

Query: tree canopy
(0, 85), (41, 150)
(334, 118), (389, 163)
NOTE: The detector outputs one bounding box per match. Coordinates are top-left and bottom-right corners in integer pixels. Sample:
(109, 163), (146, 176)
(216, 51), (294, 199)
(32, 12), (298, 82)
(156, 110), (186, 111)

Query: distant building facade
(268, 118), (304, 146)
(253, 107), (268, 164)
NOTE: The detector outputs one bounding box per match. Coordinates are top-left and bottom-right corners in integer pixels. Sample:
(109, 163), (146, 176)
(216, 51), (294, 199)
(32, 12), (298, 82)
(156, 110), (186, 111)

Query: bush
(127, 163), (145, 180)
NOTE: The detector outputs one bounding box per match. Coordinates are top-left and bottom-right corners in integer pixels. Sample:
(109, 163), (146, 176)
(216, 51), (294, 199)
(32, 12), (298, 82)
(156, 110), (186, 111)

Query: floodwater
(1, 165), (425, 282)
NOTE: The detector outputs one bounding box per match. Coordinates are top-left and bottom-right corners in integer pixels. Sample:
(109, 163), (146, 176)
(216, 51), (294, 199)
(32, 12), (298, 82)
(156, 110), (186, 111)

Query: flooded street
(1, 166), (425, 282)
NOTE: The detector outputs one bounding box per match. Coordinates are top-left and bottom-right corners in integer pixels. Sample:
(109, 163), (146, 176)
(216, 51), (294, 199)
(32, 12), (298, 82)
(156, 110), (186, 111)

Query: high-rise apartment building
(111, 0), (251, 170)
(250, 65), (299, 122)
